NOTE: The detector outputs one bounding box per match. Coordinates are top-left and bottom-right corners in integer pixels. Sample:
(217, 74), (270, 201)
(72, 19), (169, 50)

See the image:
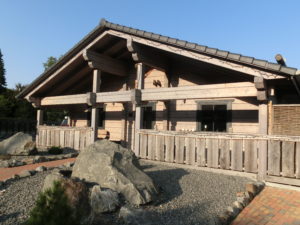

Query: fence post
(257, 103), (268, 181)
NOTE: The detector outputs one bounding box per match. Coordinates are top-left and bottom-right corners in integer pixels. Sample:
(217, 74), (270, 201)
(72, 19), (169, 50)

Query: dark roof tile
(195, 44), (206, 52)
(205, 47), (217, 55)
(186, 42), (197, 49)
(240, 56), (254, 64)
(253, 59), (267, 68)
(228, 53), (241, 61)
(176, 40), (187, 47)
(216, 50), (229, 58)
(266, 62), (281, 71)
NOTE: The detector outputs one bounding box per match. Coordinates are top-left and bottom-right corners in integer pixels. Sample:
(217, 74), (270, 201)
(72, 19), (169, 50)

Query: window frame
(195, 100), (233, 132)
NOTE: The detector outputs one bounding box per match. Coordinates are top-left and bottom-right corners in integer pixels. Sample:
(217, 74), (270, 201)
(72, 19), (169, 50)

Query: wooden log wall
(137, 130), (300, 186)
(36, 126), (92, 151)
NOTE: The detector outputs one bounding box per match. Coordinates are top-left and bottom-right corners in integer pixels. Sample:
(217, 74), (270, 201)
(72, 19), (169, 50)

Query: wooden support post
(258, 103), (268, 181)
(91, 69), (101, 143)
(134, 63), (145, 156)
(37, 109), (43, 126)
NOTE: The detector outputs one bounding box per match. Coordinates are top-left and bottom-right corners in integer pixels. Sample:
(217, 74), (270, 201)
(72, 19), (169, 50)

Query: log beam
(254, 77), (268, 101)
(134, 63), (145, 156)
(83, 49), (128, 77)
(91, 70), (101, 142)
(127, 38), (169, 71)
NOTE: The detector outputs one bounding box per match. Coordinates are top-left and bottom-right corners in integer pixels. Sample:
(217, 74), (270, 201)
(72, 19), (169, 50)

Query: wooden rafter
(83, 49), (128, 76)
(127, 38), (169, 71)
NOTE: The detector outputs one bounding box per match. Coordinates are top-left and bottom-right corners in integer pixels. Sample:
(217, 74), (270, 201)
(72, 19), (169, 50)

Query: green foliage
(48, 146), (63, 155)
(0, 88), (35, 119)
(0, 49), (6, 94)
(25, 181), (80, 225)
(43, 56), (58, 71)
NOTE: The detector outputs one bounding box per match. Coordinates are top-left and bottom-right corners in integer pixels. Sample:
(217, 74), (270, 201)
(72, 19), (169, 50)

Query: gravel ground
(0, 161), (252, 225)
(0, 171), (51, 225)
(135, 160), (252, 225)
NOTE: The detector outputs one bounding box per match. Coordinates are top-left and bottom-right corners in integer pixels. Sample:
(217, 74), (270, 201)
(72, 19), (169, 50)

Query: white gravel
(0, 161), (251, 225)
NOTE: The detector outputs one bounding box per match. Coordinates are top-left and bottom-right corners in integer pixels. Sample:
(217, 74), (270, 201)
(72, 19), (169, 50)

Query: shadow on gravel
(141, 202), (218, 225)
(0, 212), (21, 224)
(145, 168), (189, 204)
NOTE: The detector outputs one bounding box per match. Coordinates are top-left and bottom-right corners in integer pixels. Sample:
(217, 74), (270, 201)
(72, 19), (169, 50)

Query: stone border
(218, 181), (265, 225)
(0, 152), (78, 168)
(0, 162), (75, 188)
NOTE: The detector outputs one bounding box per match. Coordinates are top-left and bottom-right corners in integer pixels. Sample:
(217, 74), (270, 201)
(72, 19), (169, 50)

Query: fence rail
(36, 126), (93, 151)
(137, 130), (300, 186)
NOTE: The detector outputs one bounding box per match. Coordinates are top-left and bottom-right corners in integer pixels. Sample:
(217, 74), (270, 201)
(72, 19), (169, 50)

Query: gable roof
(17, 18), (299, 98)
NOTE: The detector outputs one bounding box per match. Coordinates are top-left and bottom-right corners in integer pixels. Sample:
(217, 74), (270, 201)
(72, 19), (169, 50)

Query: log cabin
(17, 19), (300, 185)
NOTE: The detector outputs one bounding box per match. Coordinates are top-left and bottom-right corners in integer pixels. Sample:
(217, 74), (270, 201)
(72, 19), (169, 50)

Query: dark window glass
(143, 106), (155, 129)
(198, 104), (227, 132)
(98, 108), (105, 129)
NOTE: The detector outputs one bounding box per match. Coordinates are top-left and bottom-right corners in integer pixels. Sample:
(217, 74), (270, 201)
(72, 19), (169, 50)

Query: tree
(43, 56), (58, 71)
(25, 181), (80, 225)
(0, 49), (6, 93)
(15, 83), (27, 93)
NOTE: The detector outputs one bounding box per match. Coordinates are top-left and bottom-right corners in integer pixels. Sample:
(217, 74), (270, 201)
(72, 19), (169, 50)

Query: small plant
(25, 181), (80, 225)
(47, 146), (63, 155)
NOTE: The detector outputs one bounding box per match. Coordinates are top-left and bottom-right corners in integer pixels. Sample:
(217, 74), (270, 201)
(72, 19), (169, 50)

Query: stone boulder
(0, 132), (36, 155)
(90, 185), (119, 213)
(72, 140), (158, 205)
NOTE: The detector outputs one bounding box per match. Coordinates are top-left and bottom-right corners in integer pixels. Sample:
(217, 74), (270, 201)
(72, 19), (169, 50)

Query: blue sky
(1, 0), (300, 88)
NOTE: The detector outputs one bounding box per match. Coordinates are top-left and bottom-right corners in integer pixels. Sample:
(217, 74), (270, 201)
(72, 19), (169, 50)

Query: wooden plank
(267, 140), (281, 176)
(282, 141), (295, 178)
(296, 142), (300, 179)
(258, 140), (268, 181)
(155, 135), (164, 161)
(141, 82), (257, 101)
(165, 136), (175, 163)
(175, 136), (185, 164)
(147, 135), (155, 160)
(196, 138), (206, 167)
(140, 134), (147, 159)
(59, 130), (65, 148)
(79, 131), (85, 151)
(41, 93), (87, 106)
(219, 139), (230, 170)
(46, 129), (51, 147)
(96, 90), (132, 103)
(69, 130), (74, 149)
(207, 139), (219, 168)
(74, 130), (80, 150)
(54, 130), (60, 147)
(231, 139), (243, 171)
(185, 138), (196, 165)
(266, 175), (300, 187)
(244, 139), (258, 173)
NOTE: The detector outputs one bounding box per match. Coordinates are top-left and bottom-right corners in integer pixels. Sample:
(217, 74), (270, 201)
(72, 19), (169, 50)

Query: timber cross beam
(82, 49), (129, 77)
(127, 38), (169, 71)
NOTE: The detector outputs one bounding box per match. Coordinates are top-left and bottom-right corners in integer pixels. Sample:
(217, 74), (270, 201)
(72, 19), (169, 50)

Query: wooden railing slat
(267, 140), (281, 176)
(282, 141), (295, 178)
(196, 138), (206, 167)
(231, 139), (243, 171)
(219, 139), (230, 170)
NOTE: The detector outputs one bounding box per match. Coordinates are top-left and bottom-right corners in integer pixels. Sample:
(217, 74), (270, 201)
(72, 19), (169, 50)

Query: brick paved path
(232, 186), (300, 225)
(0, 158), (76, 181)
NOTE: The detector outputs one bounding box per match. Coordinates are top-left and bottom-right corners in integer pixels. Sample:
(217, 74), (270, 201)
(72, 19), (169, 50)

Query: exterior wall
(70, 68), (260, 148)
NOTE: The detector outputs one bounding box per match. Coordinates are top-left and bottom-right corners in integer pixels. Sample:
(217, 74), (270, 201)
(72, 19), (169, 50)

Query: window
(142, 103), (156, 129)
(196, 100), (232, 132)
(86, 106), (105, 129)
(98, 108), (105, 129)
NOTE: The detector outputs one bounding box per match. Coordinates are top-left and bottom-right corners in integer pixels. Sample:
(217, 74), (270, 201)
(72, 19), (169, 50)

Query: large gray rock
(0, 132), (36, 155)
(90, 185), (119, 213)
(72, 140), (158, 205)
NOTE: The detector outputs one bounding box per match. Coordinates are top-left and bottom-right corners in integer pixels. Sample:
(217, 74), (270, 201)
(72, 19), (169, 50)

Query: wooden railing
(137, 130), (300, 186)
(36, 126), (93, 151)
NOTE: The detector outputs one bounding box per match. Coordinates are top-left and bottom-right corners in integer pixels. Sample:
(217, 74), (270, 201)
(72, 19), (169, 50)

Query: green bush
(48, 146), (63, 155)
(25, 181), (80, 225)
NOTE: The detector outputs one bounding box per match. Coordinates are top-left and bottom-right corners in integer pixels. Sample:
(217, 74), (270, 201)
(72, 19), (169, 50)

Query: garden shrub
(25, 181), (81, 225)
(47, 146), (63, 155)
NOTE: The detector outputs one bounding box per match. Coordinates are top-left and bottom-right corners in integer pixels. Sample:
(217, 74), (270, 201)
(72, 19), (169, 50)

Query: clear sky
(1, 0), (299, 88)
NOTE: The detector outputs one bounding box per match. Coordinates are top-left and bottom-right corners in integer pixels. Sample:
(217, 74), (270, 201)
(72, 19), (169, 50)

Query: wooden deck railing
(137, 130), (300, 186)
(36, 126), (93, 151)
